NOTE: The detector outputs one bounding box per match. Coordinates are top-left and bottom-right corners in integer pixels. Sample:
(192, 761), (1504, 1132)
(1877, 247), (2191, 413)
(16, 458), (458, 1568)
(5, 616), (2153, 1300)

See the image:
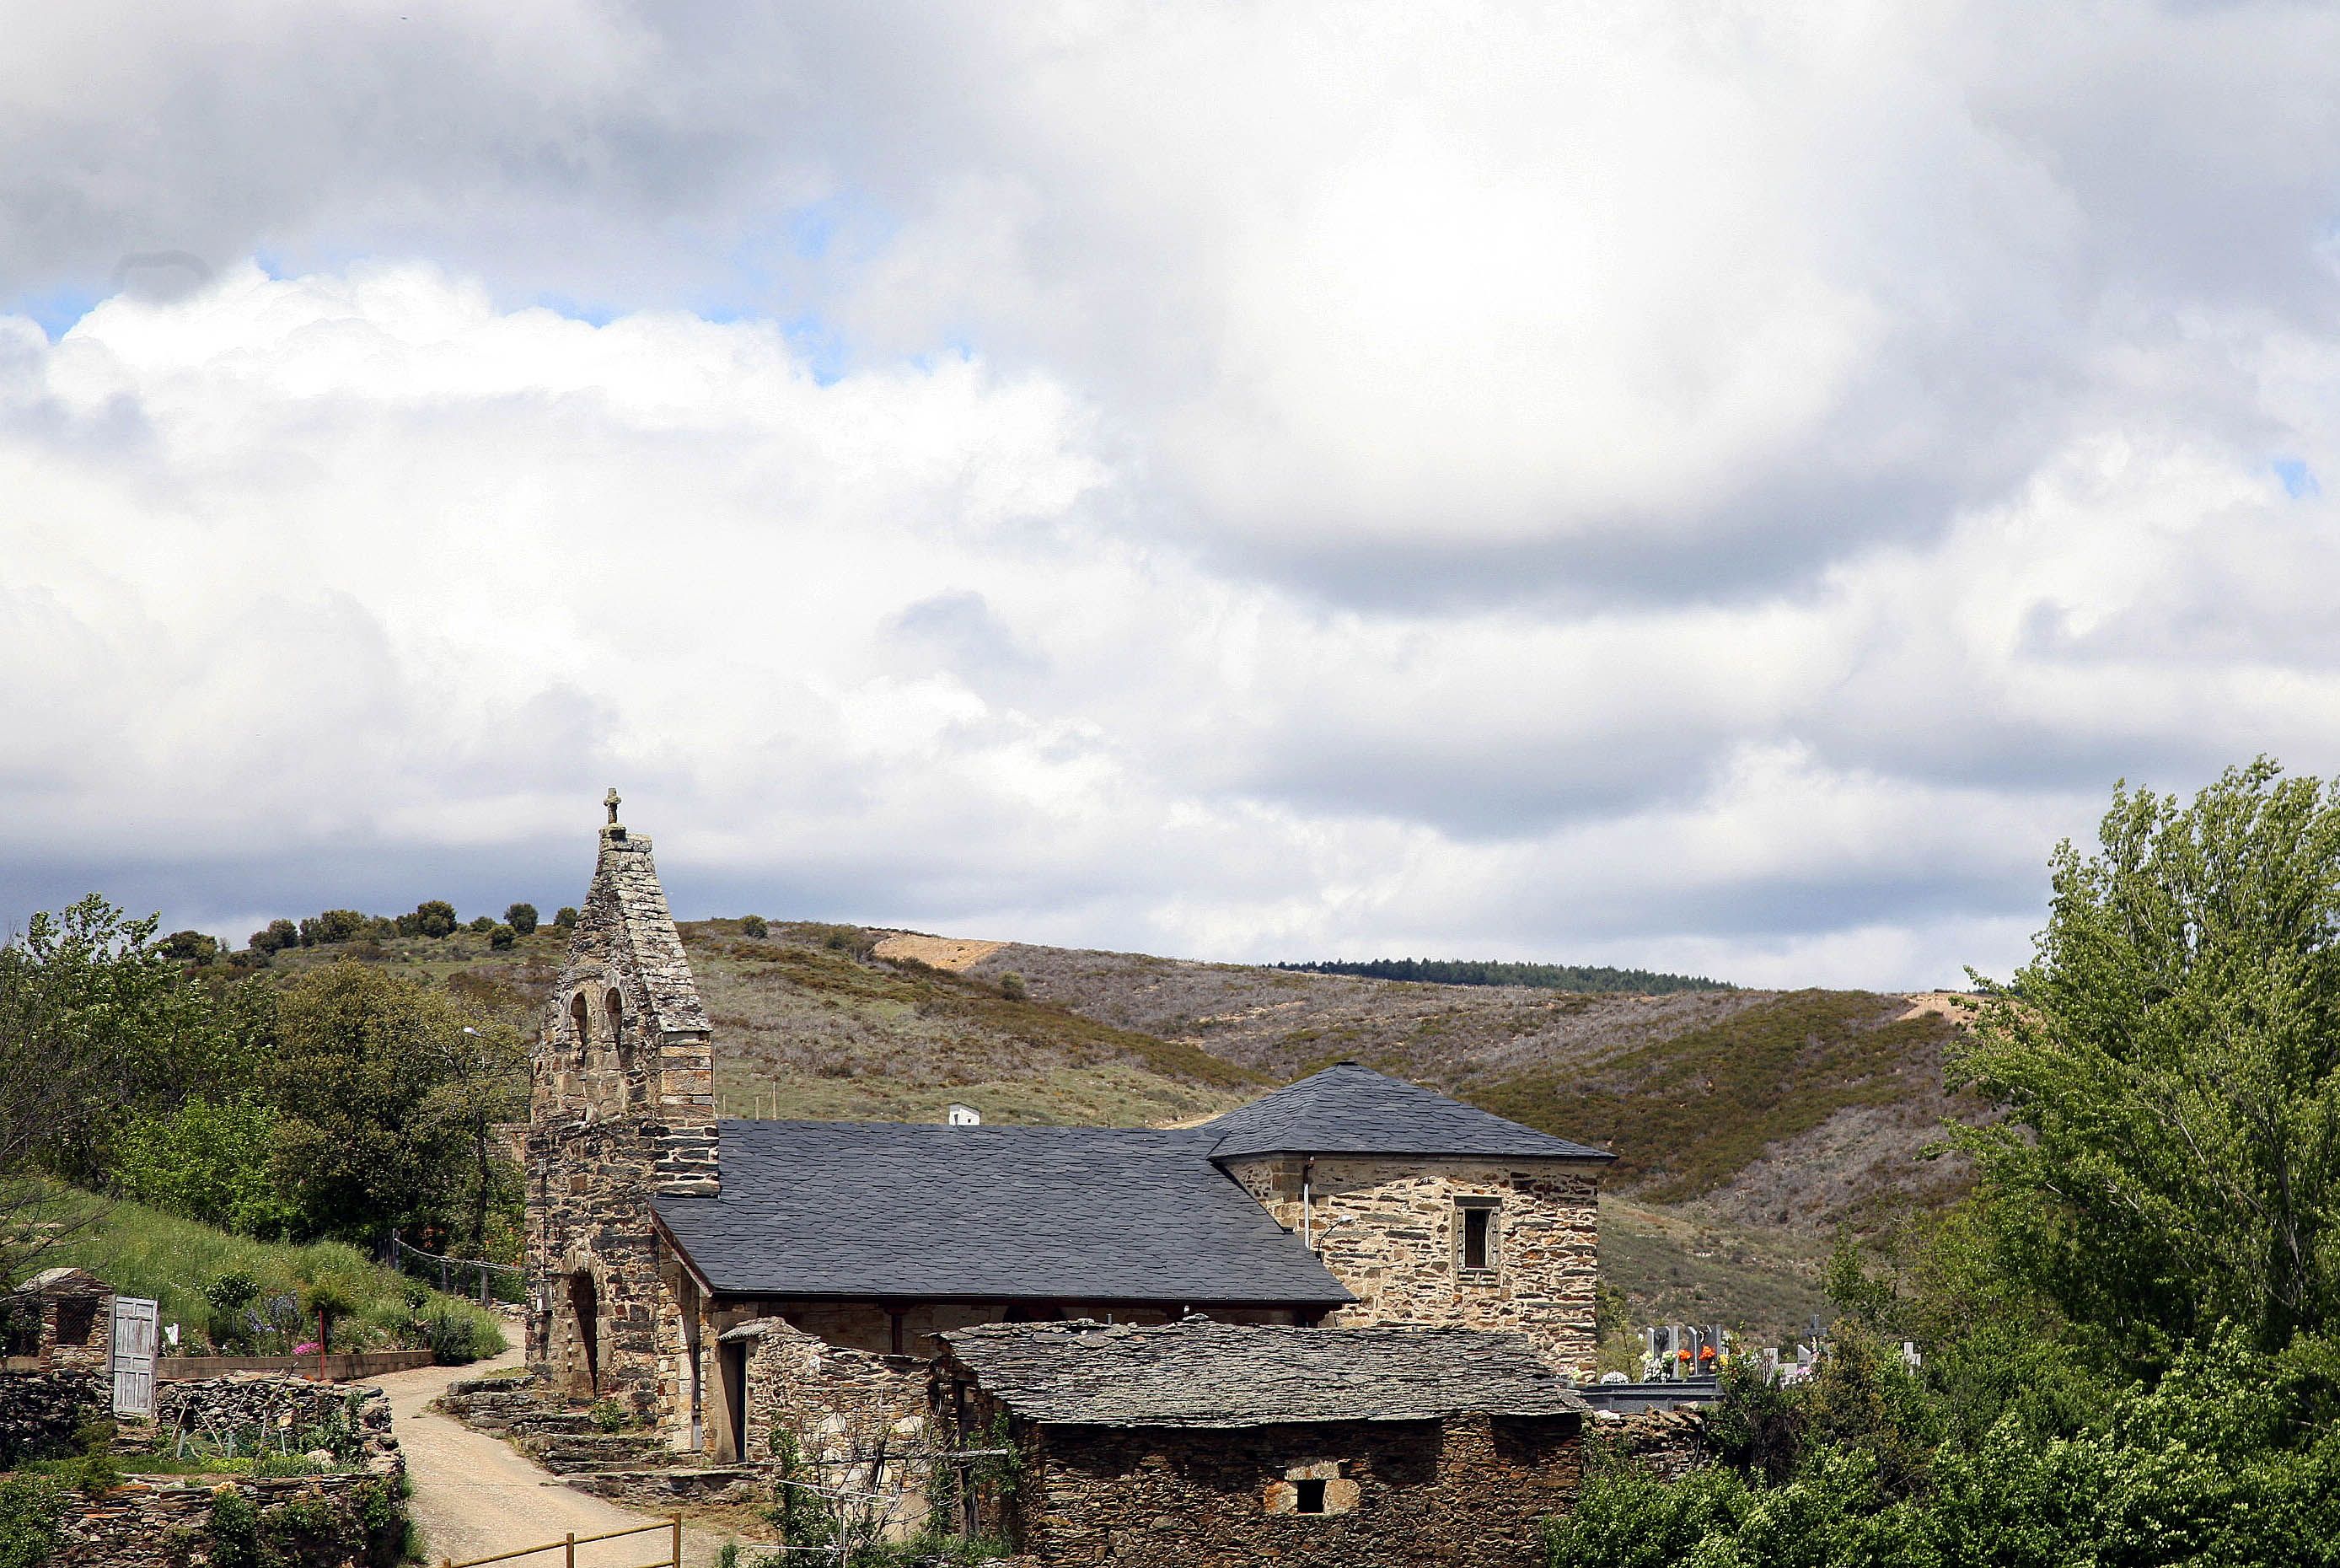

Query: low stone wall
(0, 1369), (105, 1466)
(1008, 1410), (1581, 1568)
(151, 1376), (400, 1478)
(48, 1470), (405, 1567)
(1592, 1405), (1709, 1481)
(158, 1351), (435, 1382)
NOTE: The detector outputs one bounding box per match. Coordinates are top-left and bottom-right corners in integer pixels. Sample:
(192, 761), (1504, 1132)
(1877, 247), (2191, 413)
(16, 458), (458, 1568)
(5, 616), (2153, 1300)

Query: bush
(409, 901), (458, 939)
(160, 929), (220, 964)
(207, 1485), (260, 1568)
(740, 915), (769, 939)
(588, 1398), (630, 1433)
(111, 1098), (298, 1238)
(299, 909), (371, 947)
(504, 903), (539, 935)
(998, 972), (1028, 1001)
(488, 924), (516, 951)
(0, 1475), (64, 1568)
(248, 919), (299, 954)
(414, 1298), (505, 1364)
(554, 906), (579, 930)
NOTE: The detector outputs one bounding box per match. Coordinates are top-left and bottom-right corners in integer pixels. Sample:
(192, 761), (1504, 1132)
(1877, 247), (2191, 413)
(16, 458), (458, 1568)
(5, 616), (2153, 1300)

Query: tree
(265, 963), (482, 1240)
(158, 930), (218, 964)
(248, 919), (298, 954)
(298, 910), (369, 948)
(504, 903), (539, 936)
(1955, 760), (2340, 1363)
(739, 915), (767, 939)
(415, 1020), (526, 1255)
(488, 924), (515, 951)
(554, 907), (579, 930)
(409, 901), (458, 939)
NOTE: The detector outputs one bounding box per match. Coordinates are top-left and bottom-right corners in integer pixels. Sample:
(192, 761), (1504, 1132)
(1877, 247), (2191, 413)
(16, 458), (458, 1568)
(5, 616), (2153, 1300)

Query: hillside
(256, 921), (1976, 1345)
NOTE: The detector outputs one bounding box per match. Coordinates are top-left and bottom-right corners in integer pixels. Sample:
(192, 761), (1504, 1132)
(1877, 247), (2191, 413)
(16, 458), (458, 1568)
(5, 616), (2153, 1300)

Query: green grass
(31, 1188), (504, 1363)
(1474, 990), (1959, 1204)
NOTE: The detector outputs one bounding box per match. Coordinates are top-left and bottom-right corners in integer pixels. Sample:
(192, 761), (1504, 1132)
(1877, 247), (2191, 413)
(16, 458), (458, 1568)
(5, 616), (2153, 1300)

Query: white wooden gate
(110, 1296), (158, 1417)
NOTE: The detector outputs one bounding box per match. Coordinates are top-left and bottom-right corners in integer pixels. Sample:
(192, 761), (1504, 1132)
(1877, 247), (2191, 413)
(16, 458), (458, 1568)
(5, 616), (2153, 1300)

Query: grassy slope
(30, 1188), (504, 1359)
(266, 920), (1263, 1129)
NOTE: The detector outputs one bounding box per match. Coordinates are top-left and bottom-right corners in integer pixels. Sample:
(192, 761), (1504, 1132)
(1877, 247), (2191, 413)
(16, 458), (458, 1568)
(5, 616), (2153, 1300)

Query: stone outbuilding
(1, 1267), (114, 1374)
(937, 1318), (1590, 1568)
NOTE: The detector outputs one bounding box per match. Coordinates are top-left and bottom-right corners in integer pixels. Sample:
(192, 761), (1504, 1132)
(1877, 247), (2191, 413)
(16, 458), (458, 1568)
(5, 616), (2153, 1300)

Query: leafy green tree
(298, 910), (369, 947)
(488, 924), (516, 951)
(158, 930), (219, 964)
(467, 915), (495, 935)
(504, 903), (539, 936)
(554, 906), (579, 930)
(248, 918), (299, 954)
(265, 963), (479, 1240)
(1955, 760), (2340, 1363)
(110, 1098), (299, 1238)
(411, 900), (458, 938)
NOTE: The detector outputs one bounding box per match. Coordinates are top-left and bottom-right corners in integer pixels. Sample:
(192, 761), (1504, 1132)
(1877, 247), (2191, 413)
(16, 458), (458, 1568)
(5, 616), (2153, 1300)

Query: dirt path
(364, 1351), (746, 1567)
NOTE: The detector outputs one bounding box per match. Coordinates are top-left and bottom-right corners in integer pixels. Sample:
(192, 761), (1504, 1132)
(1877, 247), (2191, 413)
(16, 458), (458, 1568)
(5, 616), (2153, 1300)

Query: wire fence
(384, 1233), (526, 1306)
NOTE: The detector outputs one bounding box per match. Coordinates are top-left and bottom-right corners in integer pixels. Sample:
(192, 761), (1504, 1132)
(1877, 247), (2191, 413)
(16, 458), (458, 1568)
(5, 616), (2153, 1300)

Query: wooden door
(111, 1296), (158, 1417)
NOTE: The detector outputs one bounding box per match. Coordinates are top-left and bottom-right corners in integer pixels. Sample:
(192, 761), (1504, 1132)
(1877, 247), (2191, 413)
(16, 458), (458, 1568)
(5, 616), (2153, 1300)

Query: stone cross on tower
(604, 787), (621, 825)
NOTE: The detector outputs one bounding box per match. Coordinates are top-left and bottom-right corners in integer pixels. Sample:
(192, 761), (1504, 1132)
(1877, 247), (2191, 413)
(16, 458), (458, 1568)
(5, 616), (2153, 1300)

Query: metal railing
(441, 1516), (680, 1568)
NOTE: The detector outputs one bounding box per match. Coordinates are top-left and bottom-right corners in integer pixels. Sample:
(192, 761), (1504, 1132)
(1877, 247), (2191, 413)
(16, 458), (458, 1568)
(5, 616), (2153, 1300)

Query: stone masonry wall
(1224, 1156), (1600, 1376)
(734, 1317), (937, 1540)
(151, 1377), (400, 1478)
(1006, 1411), (1581, 1568)
(47, 1471), (405, 1567)
(0, 1370), (104, 1466)
(526, 817), (718, 1434)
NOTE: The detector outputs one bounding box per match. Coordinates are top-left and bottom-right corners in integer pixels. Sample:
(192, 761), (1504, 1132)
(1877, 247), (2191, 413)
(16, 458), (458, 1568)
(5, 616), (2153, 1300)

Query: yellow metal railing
(441, 1516), (681, 1568)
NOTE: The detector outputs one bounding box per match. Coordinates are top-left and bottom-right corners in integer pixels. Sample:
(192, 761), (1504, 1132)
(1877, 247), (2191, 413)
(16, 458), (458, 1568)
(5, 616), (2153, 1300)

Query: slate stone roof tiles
(654, 1120), (1354, 1304)
(942, 1318), (1591, 1426)
(1200, 1061), (1613, 1163)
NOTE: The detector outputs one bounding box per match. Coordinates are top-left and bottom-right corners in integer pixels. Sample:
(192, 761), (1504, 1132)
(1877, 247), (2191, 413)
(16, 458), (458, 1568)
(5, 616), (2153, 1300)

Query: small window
(604, 989), (626, 1053)
(1459, 1203), (1496, 1272)
(1294, 1479), (1328, 1514)
(54, 1298), (96, 1347)
(570, 991), (592, 1047)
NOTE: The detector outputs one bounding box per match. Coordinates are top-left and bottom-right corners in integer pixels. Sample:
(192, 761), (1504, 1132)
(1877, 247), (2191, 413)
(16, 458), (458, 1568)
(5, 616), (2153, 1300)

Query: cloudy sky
(6, 1), (2340, 988)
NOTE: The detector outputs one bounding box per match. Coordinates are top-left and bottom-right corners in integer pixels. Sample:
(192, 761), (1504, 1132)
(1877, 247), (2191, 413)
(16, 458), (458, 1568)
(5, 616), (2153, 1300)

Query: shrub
(0, 1475), (64, 1568)
(740, 915), (770, 939)
(414, 1298), (505, 1364)
(504, 903), (539, 935)
(410, 901), (458, 939)
(998, 972), (1028, 1001)
(160, 929), (220, 964)
(299, 909), (371, 947)
(248, 919), (299, 954)
(488, 924), (516, 951)
(554, 906), (579, 930)
(207, 1485), (260, 1568)
(588, 1398), (630, 1433)
(112, 1098), (298, 1238)
(467, 915), (494, 934)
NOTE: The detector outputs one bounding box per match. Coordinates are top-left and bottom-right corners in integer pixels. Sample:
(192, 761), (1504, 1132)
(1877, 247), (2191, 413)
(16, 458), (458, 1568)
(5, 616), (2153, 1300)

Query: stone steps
(564, 1466), (764, 1508)
(516, 1431), (671, 1473)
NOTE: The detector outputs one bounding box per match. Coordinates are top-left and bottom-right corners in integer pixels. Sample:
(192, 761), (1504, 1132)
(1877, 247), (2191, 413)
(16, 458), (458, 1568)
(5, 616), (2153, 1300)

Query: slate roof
(941, 1319), (1590, 1427)
(1200, 1061), (1613, 1163)
(654, 1120), (1353, 1305)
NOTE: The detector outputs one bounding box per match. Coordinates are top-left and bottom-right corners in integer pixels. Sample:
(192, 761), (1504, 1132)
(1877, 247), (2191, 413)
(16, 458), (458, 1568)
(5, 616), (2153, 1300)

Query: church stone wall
(525, 815), (717, 1429)
(1224, 1156), (1600, 1376)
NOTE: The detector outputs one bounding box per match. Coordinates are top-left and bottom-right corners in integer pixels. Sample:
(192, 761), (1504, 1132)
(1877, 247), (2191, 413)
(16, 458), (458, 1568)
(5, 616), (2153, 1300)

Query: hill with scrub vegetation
(231, 912), (1974, 1347)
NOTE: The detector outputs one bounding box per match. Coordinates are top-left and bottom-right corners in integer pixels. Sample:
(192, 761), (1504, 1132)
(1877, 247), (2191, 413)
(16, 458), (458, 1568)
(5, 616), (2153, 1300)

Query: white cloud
(8, 6), (2340, 987)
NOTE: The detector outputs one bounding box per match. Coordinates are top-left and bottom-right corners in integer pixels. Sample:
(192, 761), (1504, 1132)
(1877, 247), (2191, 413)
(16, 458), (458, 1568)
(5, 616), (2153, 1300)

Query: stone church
(525, 806), (1613, 1460)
